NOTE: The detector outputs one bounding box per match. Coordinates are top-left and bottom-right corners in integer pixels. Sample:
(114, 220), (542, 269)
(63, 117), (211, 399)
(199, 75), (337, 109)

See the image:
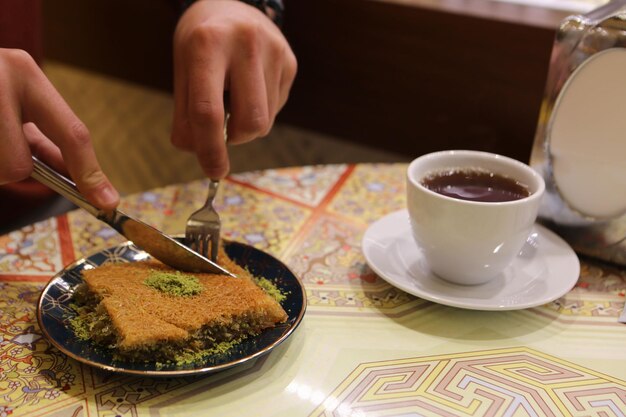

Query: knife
(30, 156), (236, 277)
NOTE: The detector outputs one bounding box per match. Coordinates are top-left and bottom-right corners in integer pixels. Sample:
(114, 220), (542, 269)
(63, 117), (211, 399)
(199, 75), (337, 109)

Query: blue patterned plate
(37, 240), (306, 376)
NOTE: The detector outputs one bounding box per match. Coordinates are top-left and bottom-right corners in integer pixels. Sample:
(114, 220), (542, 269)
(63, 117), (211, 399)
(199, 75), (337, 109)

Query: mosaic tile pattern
(0, 220), (65, 277)
(0, 164), (625, 416)
(0, 283), (84, 414)
(287, 215), (370, 286)
(218, 181), (312, 255)
(230, 165), (349, 206)
(309, 347), (626, 417)
(535, 259), (626, 324)
(326, 164), (407, 225)
(67, 210), (126, 259)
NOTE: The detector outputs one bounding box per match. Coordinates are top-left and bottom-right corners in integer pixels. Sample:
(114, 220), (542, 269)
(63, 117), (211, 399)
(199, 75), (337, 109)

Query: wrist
(178, 0), (283, 27)
(239, 0), (283, 27)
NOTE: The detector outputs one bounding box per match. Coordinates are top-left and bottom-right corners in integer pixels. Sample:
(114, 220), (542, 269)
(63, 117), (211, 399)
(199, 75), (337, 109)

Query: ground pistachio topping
(68, 314), (91, 341)
(254, 277), (287, 303)
(144, 270), (204, 297)
(155, 337), (247, 369)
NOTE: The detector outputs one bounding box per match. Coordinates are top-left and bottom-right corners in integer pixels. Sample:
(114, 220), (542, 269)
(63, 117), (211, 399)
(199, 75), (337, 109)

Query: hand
(172, 0), (297, 179)
(0, 48), (120, 209)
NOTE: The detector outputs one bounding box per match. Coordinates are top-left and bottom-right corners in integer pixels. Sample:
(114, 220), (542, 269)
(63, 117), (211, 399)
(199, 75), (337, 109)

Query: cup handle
(518, 231), (540, 259)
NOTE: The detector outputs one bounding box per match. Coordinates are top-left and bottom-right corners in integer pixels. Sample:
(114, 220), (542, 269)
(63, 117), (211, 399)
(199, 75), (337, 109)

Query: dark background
(4, 0), (568, 162)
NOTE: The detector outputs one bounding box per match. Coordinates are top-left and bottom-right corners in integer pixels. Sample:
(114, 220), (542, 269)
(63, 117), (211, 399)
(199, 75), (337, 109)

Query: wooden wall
(280, 0), (563, 162)
(0, 0), (42, 62)
(42, 0), (178, 90)
(40, 0), (565, 162)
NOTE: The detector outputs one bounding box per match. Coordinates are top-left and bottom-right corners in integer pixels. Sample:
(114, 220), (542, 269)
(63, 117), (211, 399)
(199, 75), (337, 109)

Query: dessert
(69, 246), (288, 365)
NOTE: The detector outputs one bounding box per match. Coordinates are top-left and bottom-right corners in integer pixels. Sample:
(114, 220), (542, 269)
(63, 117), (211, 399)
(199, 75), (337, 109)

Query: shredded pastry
(69, 245), (288, 365)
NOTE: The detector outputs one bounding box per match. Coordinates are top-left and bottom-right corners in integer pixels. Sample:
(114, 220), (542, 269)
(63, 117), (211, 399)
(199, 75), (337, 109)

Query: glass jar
(530, 0), (626, 265)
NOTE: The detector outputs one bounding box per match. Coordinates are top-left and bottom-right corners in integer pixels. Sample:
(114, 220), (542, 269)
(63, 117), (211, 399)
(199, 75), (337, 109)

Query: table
(1, 163), (625, 416)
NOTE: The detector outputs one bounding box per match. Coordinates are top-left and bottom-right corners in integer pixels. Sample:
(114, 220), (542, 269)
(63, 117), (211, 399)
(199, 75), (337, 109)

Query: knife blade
(30, 156), (236, 277)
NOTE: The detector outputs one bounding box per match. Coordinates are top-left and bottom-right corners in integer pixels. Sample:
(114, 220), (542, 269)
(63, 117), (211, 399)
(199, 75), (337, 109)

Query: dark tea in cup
(407, 150), (545, 285)
(421, 169), (530, 203)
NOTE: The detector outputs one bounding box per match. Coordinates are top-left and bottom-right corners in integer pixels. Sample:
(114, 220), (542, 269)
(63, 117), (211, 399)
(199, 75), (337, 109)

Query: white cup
(406, 150), (545, 285)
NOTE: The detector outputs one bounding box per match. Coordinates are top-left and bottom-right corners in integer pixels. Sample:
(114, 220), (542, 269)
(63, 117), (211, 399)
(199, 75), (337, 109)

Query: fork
(185, 110), (230, 262)
(185, 179), (221, 262)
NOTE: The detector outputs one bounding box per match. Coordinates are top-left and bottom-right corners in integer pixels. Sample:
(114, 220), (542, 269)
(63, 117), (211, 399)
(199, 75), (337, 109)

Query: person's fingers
(257, 28), (297, 126)
(173, 0), (297, 178)
(262, 43), (283, 130)
(22, 122), (66, 174)
(228, 39), (270, 145)
(0, 83), (32, 185)
(186, 31), (230, 179)
(278, 47), (298, 111)
(9, 50), (119, 209)
(171, 33), (193, 152)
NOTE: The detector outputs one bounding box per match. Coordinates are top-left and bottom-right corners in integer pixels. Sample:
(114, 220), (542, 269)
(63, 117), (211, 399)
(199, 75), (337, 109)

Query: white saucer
(362, 209), (580, 311)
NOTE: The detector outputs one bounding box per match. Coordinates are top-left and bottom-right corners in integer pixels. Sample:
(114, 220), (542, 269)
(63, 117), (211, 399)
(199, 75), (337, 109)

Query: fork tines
(185, 179), (221, 262)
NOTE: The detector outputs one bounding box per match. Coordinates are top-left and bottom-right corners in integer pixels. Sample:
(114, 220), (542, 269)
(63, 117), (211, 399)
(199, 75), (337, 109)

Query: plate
(362, 209), (580, 311)
(37, 240), (306, 376)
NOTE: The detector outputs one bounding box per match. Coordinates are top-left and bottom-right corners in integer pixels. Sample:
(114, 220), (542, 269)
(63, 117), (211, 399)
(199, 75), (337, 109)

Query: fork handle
(30, 156), (102, 217)
(202, 179), (220, 208)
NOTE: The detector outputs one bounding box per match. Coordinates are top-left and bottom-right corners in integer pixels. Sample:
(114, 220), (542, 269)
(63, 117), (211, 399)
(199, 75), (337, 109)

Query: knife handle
(30, 156), (102, 217)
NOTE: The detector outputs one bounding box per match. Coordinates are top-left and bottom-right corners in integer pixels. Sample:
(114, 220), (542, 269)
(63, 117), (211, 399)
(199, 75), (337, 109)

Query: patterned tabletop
(0, 163), (625, 417)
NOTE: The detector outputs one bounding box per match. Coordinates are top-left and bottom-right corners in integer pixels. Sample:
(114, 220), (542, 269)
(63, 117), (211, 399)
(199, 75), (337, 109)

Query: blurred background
(1, 0), (599, 195)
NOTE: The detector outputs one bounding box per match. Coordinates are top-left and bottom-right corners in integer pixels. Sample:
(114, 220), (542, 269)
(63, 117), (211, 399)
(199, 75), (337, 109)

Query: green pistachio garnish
(144, 270), (204, 297)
